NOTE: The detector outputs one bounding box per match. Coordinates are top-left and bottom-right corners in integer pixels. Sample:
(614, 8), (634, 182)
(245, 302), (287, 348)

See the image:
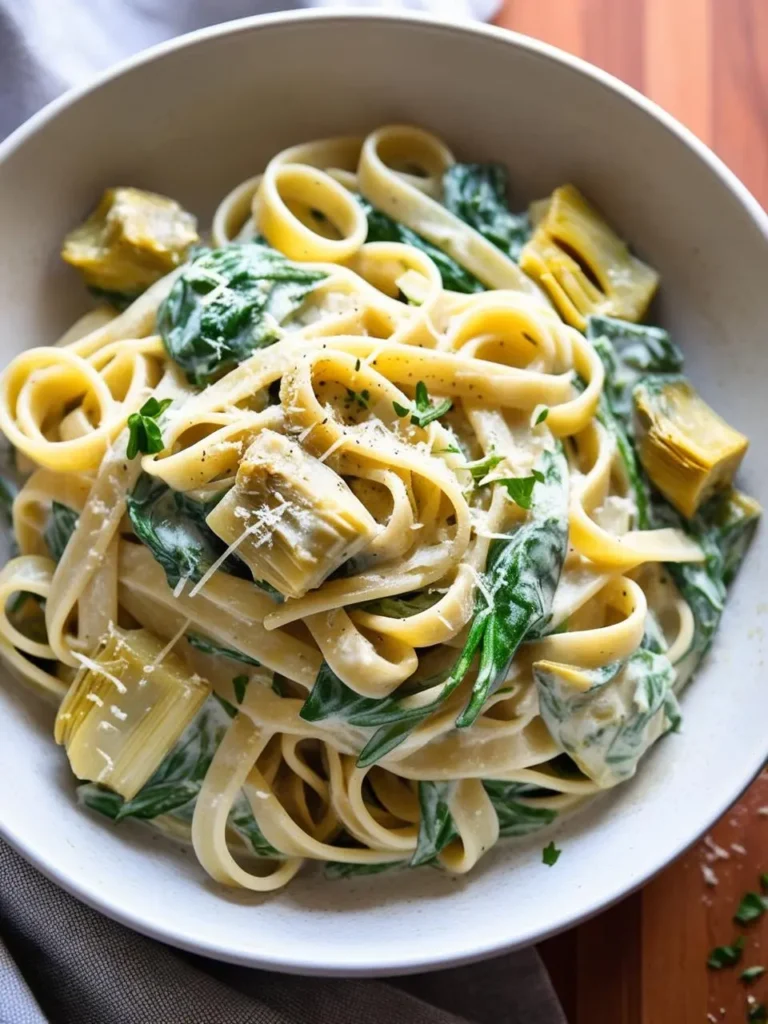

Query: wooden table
(491, 2), (768, 1020)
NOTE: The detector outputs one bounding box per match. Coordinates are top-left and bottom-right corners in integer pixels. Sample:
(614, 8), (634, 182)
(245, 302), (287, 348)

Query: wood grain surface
(492, 2), (768, 1021)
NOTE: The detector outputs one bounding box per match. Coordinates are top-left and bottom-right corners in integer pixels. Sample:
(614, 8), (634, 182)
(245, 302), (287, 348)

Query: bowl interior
(0, 12), (766, 975)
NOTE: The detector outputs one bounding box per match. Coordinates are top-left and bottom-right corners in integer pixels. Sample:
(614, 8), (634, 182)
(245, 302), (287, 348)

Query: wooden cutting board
(492, 2), (768, 1020)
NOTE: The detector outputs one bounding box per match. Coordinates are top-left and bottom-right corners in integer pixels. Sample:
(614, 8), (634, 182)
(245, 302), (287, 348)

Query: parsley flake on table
(740, 966), (767, 984)
(707, 935), (745, 969)
(735, 891), (768, 926)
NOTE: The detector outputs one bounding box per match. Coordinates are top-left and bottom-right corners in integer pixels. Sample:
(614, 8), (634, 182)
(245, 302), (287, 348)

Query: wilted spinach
(586, 315), (751, 660)
(79, 695), (278, 857)
(450, 446), (569, 727)
(357, 590), (441, 619)
(359, 197), (483, 295)
(158, 243), (326, 385)
(410, 781), (458, 866)
(44, 502), (79, 562)
(443, 164), (531, 262)
(354, 448), (569, 764)
(482, 781), (559, 837)
(186, 631), (260, 667)
(127, 474), (249, 590)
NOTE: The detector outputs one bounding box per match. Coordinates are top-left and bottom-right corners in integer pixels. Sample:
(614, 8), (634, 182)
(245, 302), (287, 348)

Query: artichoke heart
(55, 627), (210, 800)
(206, 430), (378, 600)
(519, 185), (659, 330)
(61, 187), (198, 297)
(633, 376), (748, 519)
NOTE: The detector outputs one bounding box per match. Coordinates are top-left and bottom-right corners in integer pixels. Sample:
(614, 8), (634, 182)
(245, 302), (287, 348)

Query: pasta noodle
(0, 125), (758, 892)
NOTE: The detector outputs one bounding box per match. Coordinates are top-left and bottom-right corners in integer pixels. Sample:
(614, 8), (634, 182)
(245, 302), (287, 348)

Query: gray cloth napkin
(0, 839), (566, 1024)
(0, 2), (564, 1021)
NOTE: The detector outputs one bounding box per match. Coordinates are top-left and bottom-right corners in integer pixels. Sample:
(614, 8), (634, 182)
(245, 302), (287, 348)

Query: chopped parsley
(534, 407), (549, 426)
(393, 381), (452, 428)
(355, 358), (361, 371)
(126, 397), (172, 459)
(542, 841), (561, 866)
(346, 388), (370, 410)
(435, 444), (461, 455)
(707, 935), (745, 969)
(232, 674), (249, 704)
(741, 966), (767, 984)
(498, 470), (544, 511)
(735, 892), (767, 926)
(464, 451), (504, 486)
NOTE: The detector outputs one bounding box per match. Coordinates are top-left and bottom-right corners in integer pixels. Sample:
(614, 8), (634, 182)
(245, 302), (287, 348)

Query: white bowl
(0, 10), (766, 977)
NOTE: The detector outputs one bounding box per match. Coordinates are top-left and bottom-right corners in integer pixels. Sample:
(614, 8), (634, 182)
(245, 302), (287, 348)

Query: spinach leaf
(587, 315), (684, 427)
(158, 243), (326, 385)
(87, 285), (141, 311)
(586, 315), (743, 661)
(443, 163), (531, 262)
(453, 447), (569, 726)
(44, 502), (79, 562)
(300, 661), (396, 725)
(411, 781), (458, 867)
(325, 860), (404, 879)
(698, 489), (761, 586)
(127, 474), (249, 590)
(79, 695), (278, 856)
(232, 674), (249, 704)
(186, 632), (260, 667)
(356, 448), (569, 763)
(359, 197), (483, 294)
(356, 590), (441, 619)
(0, 474), (17, 526)
(535, 648), (678, 787)
(482, 780), (558, 837)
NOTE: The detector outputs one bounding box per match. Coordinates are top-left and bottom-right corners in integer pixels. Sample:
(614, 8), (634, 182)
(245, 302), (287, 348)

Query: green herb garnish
(497, 471), (544, 511)
(393, 381), (452, 429)
(158, 244), (326, 385)
(735, 892), (767, 926)
(707, 935), (745, 969)
(542, 841), (561, 866)
(535, 407), (549, 425)
(741, 966), (767, 984)
(748, 1001), (768, 1022)
(463, 451), (504, 486)
(127, 397), (172, 459)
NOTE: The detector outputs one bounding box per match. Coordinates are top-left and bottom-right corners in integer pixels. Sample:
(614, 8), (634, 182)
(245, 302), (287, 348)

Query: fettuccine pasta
(0, 126), (758, 891)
